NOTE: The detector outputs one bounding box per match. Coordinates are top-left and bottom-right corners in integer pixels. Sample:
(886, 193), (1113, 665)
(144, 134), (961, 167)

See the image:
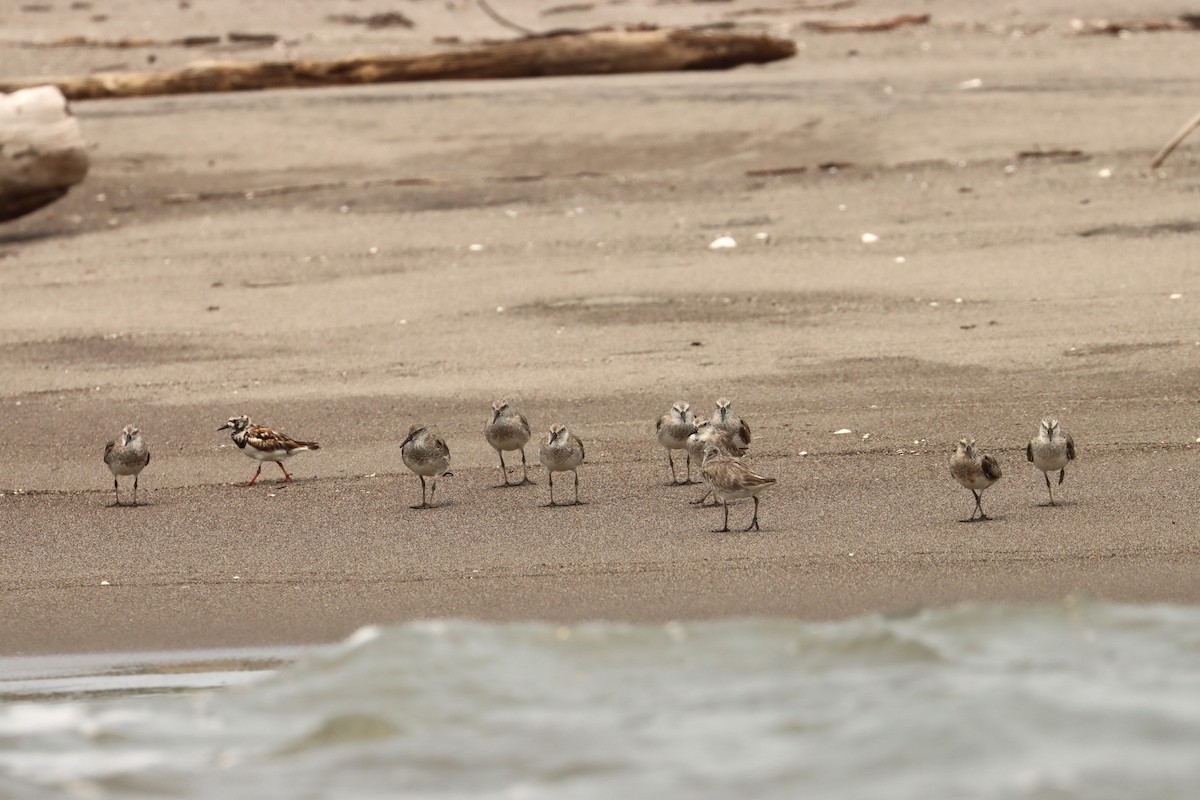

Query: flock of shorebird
(101, 399), (1077, 530)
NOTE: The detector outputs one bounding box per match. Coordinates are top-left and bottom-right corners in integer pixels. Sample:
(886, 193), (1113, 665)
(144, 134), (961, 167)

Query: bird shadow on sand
(957, 515), (1006, 524)
(1035, 499), (1078, 508)
(408, 500), (456, 510)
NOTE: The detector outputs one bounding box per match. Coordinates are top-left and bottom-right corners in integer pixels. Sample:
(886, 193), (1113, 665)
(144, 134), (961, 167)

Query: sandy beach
(2, 0), (1199, 656)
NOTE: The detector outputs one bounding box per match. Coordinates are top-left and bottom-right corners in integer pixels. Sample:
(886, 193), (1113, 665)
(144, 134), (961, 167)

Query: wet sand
(2, 0), (1200, 656)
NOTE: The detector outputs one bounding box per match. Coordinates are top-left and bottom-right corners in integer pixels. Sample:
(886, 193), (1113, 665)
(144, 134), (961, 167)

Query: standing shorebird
(103, 424), (151, 506)
(400, 424), (452, 509)
(701, 445), (776, 532)
(688, 418), (748, 506)
(712, 397), (752, 451)
(484, 399), (534, 486)
(218, 415), (319, 487)
(538, 424), (585, 506)
(1026, 418), (1076, 506)
(950, 438), (1002, 521)
(656, 401), (697, 485)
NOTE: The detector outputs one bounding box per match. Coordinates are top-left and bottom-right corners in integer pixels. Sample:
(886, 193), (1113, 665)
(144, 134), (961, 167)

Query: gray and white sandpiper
(688, 417), (748, 506)
(218, 415), (319, 487)
(701, 445), (776, 532)
(950, 438), (1002, 521)
(712, 397), (752, 451)
(103, 424), (151, 506)
(484, 399), (534, 486)
(400, 424), (452, 508)
(655, 401), (697, 485)
(538, 424), (585, 506)
(1026, 418), (1076, 506)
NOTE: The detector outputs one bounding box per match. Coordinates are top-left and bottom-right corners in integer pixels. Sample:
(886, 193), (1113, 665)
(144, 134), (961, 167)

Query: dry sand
(2, 0), (1199, 656)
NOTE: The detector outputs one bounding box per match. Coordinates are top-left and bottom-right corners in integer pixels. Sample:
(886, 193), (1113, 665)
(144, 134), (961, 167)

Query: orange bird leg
(277, 461), (293, 481)
(244, 463), (263, 487)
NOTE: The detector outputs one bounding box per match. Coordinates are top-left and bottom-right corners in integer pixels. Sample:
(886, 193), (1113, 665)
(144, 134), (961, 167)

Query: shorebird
(103, 424), (150, 506)
(538, 424), (585, 506)
(218, 415), (319, 487)
(949, 438), (1002, 521)
(688, 417), (748, 506)
(712, 397), (752, 451)
(484, 398), (534, 486)
(1026, 418), (1076, 506)
(656, 401), (697, 484)
(400, 424), (452, 508)
(701, 445), (776, 532)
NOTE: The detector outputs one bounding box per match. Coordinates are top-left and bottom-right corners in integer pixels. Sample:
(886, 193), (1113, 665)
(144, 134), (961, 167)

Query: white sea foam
(2, 602), (1200, 798)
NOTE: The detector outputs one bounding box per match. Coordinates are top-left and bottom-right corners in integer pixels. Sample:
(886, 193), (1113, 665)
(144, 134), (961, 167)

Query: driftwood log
(0, 86), (89, 223)
(0, 28), (797, 102)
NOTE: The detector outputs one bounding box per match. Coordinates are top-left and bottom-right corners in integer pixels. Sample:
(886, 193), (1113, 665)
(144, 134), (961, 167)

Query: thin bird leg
(743, 496), (760, 532)
(133, 474), (139, 507)
(546, 472), (555, 506)
(277, 461), (293, 482)
(430, 477), (438, 506)
(667, 451), (678, 484)
(690, 487), (713, 505)
(112, 477), (121, 507)
(965, 489), (980, 521)
(244, 463), (263, 487)
(573, 469), (580, 505)
(684, 450), (692, 484)
(716, 500), (730, 533)
(1044, 472), (1055, 506)
(498, 451), (510, 486)
(412, 475), (428, 508)
(519, 448), (533, 485)
(1058, 468), (1066, 486)
(974, 489), (990, 521)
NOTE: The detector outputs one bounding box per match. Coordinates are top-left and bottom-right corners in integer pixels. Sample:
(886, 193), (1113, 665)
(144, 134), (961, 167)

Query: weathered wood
(803, 13), (930, 32)
(0, 27), (797, 102)
(0, 86), (89, 223)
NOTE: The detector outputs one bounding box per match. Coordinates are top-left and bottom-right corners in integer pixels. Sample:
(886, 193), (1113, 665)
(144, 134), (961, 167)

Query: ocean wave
(3, 601), (1200, 798)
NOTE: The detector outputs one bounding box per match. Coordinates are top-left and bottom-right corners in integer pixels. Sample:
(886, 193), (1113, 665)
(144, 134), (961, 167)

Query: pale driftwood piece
(1151, 109), (1200, 169)
(0, 86), (89, 222)
(803, 13), (929, 32)
(1070, 16), (1200, 36)
(0, 28), (797, 101)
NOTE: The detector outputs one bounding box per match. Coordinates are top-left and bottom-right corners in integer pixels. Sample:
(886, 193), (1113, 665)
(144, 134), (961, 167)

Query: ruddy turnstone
(400, 424), (452, 508)
(701, 445), (776, 532)
(538, 424), (585, 506)
(950, 438), (1002, 521)
(103, 424), (150, 506)
(1026, 418), (1076, 506)
(655, 401), (697, 485)
(712, 397), (752, 451)
(687, 417), (748, 506)
(484, 399), (534, 486)
(218, 415), (319, 487)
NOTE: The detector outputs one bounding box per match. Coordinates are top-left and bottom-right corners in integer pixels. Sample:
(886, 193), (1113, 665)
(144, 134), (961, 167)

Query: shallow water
(2, 601), (1200, 799)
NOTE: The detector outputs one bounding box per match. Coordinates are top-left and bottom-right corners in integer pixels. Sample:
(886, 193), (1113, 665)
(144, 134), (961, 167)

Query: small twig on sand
(1151, 109), (1200, 169)
(476, 0), (539, 36)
